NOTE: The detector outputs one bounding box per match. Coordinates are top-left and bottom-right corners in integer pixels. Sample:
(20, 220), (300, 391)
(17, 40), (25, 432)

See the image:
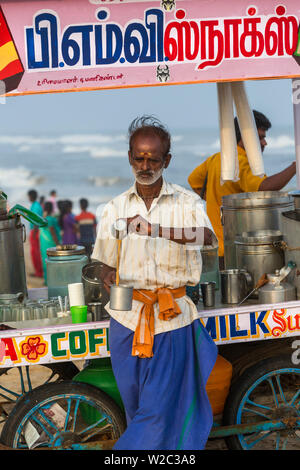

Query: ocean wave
(0, 166), (44, 188)
(0, 134), (127, 155)
(88, 176), (131, 187)
(187, 134), (295, 156)
(267, 134), (294, 150)
(0, 132), (180, 148)
(59, 134), (126, 145)
(62, 145), (126, 158)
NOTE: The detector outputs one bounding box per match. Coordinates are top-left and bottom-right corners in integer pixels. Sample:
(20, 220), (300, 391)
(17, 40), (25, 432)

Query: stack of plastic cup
(68, 283), (87, 324)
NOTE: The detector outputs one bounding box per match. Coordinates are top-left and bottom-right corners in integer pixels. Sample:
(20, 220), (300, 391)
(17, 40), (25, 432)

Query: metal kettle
(258, 262), (297, 304)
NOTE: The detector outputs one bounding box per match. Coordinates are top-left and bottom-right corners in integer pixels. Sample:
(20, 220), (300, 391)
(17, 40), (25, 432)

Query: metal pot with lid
(222, 191), (293, 268)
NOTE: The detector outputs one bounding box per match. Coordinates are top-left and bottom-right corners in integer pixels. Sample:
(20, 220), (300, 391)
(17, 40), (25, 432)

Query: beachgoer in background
(75, 198), (97, 257)
(59, 200), (78, 245)
(188, 110), (296, 268)
(39, 201), (61, 283)
(46, 189), (59, 215)
(39, 195), (45, 209)
(27, 189), (43, 278)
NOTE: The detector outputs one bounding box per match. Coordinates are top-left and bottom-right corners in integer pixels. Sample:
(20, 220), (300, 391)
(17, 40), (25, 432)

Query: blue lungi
(109, 317), (218, 450)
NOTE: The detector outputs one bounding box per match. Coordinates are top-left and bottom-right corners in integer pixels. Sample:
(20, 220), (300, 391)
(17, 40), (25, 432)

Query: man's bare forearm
(259, 162), (296, 191)
(156, 225), (215, 245)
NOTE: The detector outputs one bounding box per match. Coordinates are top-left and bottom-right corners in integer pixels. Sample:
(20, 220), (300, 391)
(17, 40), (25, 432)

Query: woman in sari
(59, 200), (78, 245)
(39, 201), (61, 284)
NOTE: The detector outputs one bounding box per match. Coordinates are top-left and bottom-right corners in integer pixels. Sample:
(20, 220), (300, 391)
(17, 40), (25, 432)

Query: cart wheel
(222, 355), (300, 450)
(0, 363), (79, 426)
(0, 381), (126, 449)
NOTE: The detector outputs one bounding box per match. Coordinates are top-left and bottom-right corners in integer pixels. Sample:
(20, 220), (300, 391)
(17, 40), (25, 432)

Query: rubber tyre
(222, 355), (300, 450)
(1, 381), (126, 449)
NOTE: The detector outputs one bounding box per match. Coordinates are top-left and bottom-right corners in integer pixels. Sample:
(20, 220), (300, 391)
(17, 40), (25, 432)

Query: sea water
(0, 125), (296, 221)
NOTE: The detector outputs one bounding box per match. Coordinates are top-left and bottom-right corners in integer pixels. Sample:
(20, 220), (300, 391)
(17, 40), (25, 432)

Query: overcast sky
(0, 78), (295, 134)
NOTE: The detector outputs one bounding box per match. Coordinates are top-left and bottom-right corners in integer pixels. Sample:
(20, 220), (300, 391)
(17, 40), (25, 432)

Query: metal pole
(209, 417), (300, 438)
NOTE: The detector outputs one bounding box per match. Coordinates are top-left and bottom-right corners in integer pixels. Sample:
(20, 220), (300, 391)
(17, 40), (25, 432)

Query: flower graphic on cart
(20, 336), (48, 362)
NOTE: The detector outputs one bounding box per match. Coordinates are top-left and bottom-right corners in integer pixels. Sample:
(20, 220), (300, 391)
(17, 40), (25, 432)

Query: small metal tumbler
(200, 281), (216, 307)
(109, 285), (133, 311)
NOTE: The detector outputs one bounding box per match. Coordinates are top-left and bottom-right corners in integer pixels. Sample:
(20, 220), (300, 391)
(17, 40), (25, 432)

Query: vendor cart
(0, 287), (298, 450)
(0, 0), (299, 451)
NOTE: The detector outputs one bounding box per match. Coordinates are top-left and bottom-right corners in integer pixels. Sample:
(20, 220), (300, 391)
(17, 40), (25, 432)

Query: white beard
(132, 167), (164, 186)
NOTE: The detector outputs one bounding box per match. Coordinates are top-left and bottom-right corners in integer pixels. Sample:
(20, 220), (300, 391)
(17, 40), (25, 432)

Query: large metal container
(281, 190), (300, 298)
(221, 191), (293, 268)
(235, 230), (285, 296)
(0, 214), (27, 296)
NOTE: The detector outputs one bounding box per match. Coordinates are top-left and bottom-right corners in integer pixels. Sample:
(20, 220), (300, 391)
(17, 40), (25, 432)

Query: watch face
(114, 219), (127, 232)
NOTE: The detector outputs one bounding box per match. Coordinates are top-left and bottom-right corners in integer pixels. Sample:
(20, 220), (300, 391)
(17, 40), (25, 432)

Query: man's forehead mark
(137, 151), (153, 156)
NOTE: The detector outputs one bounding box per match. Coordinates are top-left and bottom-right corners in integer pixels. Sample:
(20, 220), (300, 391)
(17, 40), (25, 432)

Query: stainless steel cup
(220, 269), (252, 304)
(200, 282), (216, 307)
(109, 285), (133, 311)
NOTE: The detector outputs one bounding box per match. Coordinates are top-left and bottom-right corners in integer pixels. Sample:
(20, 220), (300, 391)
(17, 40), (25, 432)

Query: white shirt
(92, 179), (213, 334)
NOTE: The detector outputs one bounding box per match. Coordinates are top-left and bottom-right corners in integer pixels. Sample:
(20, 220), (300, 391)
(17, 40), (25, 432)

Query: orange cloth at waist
(132, 286), (186, 358)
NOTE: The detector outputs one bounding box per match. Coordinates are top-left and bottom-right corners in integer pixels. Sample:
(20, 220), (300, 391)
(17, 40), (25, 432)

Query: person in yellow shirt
(188, 110), (296, 268)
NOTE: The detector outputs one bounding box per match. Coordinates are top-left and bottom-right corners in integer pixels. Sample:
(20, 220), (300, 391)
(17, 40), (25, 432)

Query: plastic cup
(70, 305), (88, 324)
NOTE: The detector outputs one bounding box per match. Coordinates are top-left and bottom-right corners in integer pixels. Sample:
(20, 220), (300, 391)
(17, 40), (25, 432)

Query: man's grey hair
(128, 115), (171, 156)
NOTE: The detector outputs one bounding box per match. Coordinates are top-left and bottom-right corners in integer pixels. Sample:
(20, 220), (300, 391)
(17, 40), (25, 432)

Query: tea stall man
(92, 116), (218, 450)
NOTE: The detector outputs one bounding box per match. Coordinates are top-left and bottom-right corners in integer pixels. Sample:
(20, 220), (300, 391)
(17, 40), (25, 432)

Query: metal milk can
(221, 191), (293, 269)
